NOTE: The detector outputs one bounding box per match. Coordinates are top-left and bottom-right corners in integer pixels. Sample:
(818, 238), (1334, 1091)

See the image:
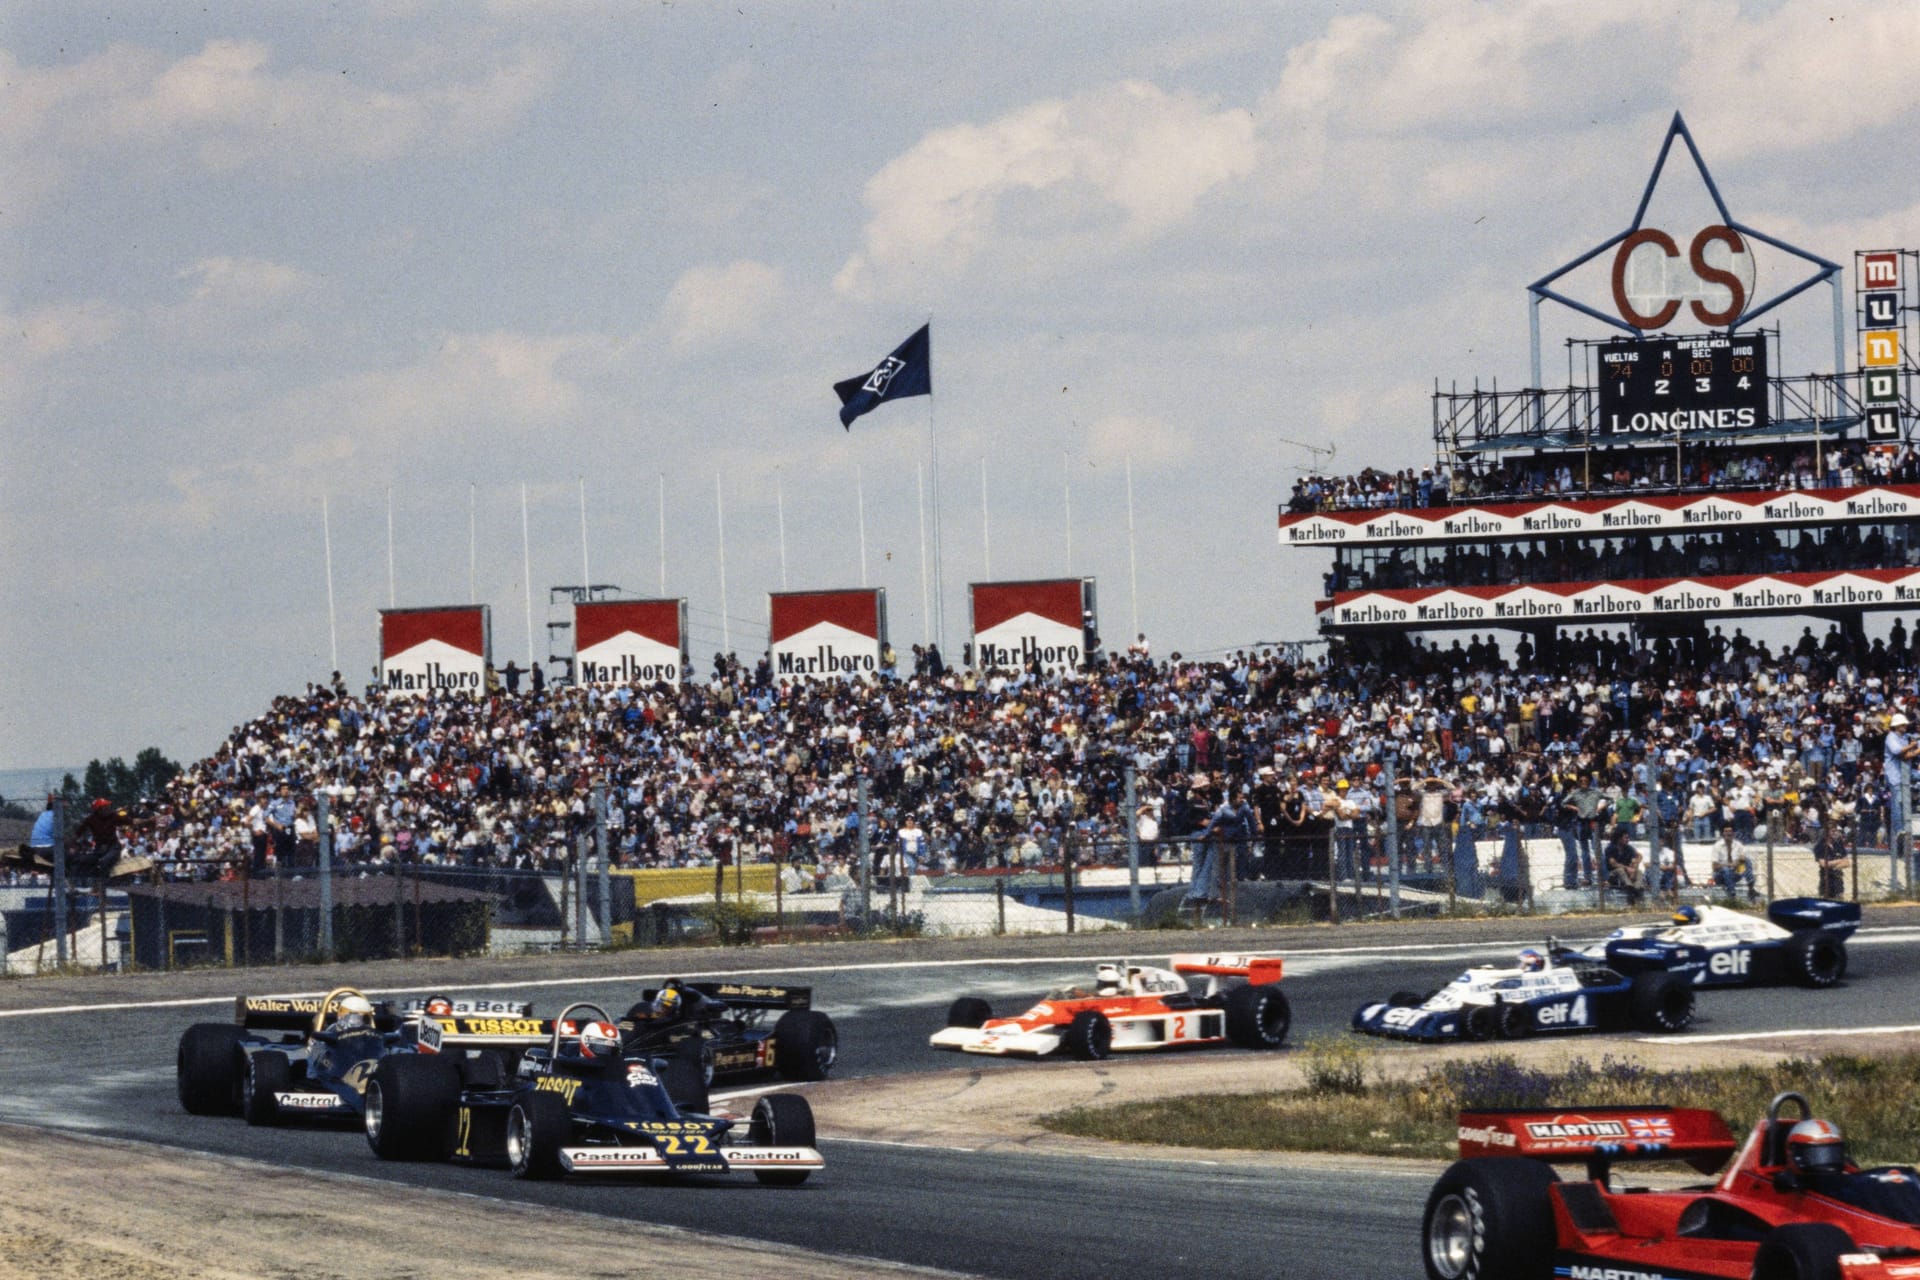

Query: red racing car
(929, 954), (1290, 1059)
(1422, 1090), (1920, 1279)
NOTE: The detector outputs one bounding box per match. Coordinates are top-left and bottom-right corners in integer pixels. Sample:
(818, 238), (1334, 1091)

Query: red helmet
(424, 997), (453, 1018)
(578, 1021), (621, 1058)
(92, 798), (111, 811)
(1786, 1118), (1847, 1175)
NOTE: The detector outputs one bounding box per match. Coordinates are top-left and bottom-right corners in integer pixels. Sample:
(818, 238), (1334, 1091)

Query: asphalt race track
(3, 914), (1918, 1280)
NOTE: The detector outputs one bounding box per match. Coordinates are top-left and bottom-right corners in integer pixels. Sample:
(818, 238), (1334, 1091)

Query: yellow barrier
(613, 865), (778, 905)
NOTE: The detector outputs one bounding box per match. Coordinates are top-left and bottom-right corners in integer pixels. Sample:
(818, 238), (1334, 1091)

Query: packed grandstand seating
(14, 620), (1912, 891)
(1285, 441), (1915, 514)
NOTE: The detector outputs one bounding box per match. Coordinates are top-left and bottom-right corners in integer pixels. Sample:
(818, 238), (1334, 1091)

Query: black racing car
(615, 979), (837, 1100)
(364, 1001), (824, 1184)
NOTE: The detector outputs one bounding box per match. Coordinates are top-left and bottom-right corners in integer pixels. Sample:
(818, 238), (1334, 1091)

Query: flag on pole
(834, 323), (931, 429)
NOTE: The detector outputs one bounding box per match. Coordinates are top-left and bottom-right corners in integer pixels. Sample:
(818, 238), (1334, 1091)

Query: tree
(78, 748), (183, 806)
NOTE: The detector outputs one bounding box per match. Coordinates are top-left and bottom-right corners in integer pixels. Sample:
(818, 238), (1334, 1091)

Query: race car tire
(1225, 983), (1291, 1049)
(1749, 1222), (1855, 1280)
(1064, 1010), (1113, 1061)
(457, 1051), (506, 1091)
(947, 997), (992, 1029)
(177, 1023), (249, 1116)
(1493, 1002), (1532, 1040)
(749, 1094), (816, 1186)
(772, 1009), (837, 1081)
(1463, 1005), (1498, 1042)
(507, 1089), (570, 1181)
(1787, 932), (1847, 989)
(243, 1051), (291, 1126)
(364, 1055), (460, 1161)
(660, 1037), (711, 1116)
(1421, 1157), (1558, 1280)
(1628, 971), (1695, 1034)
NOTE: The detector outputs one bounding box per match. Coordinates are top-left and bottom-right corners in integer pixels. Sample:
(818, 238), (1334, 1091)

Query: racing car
(615, 979), (837, 1097)
(1591, 898), (1860, 989)
(364, 1001), (824, 1184)
(175, 987), (524, 1125)
(1422, 1090), (1920, 1279)
(1352, 944), (1694, 1042)
(929, 954), (1290, 1059)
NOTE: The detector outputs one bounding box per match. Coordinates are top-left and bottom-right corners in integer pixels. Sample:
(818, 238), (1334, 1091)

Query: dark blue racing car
(1587, 898), (1860, 988)
(1352, 944), (1696, 1042)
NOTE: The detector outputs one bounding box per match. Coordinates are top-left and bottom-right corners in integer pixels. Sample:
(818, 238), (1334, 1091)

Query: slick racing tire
(1421, 1157), (1558, 1280)
(364, 1055), (460, 1161)
(1628, 970), (1695, 1034)
(1064, 1010), (1113, 1061)
(772, 1008), (837, 1081)
(660, 1037), (711, 1117)
(243, 1050), (292, 1126)
(507, 1090), (571, 1181)
(177, 1023), (249, 1116)
(1463, 1005), (1499, 1042)
(1787, 931), (1847, 989)
(1224, 983), (1291, 1049)
(1750, 1222), (1855, 1280)
(749, 1094), (816, 1186)
(1493, 1001), (1532, 1040)
(946, 997), (992, 1029)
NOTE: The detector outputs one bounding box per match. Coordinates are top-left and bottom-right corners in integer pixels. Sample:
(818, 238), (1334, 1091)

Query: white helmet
(578, 1021), (621, 1058)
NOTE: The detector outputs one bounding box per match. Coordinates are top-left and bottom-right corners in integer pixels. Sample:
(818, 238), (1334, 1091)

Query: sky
(3, 0), (1917, 772)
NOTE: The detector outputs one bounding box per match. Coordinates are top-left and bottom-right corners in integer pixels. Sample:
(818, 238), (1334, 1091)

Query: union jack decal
(1627, 1117), (1675, 1140)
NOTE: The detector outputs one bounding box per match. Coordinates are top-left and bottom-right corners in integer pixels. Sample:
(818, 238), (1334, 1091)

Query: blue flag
(834, 324), (931, 429)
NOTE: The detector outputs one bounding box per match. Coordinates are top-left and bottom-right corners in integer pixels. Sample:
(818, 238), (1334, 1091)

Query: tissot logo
(862, 356), (906, 396)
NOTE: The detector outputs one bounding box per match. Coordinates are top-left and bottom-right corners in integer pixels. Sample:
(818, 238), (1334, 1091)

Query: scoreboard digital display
(1597, 333), (1768, 436)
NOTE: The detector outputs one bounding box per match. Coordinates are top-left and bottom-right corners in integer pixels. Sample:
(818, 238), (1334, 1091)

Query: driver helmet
(1094, 963), (1125, 995)
(92, 798), (111, 811)
(424, 997), (454, 1018)
(1786, 1118), (1848, 1176)
(652, 985), (684, 1020)
(334, 994), (375, 1030)
(1671, 905), (1700, 927)
(578, 1021), (621, 1058)
(1517, 948), (1546, 974)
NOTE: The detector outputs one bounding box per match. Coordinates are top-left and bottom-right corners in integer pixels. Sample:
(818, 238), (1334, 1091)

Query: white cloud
(1083, 414), (1193, 468)
(836, 81), (1257, 299)
(657, 260), (786, 358)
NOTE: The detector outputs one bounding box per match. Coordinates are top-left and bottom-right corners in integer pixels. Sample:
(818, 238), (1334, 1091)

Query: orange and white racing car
(929, 954), (1290, 1060)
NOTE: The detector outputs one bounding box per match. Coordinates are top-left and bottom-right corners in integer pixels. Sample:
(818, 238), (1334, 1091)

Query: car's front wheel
(506, 1090), (571, 1181)
(1421, 1158), (1558, 1280)
(242, 1050), (290, 1126)
(749, 1094), (816, 1187)
(1063, 1010), (1112, 1060)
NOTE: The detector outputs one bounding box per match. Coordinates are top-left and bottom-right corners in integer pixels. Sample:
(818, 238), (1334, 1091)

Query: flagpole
(980, 456), (991, 579)
(926, 320), (945, 655)
(323, 494), (339, 673)
(521, 483), (536, 667)
(715, 471), (731, 656)
(916, 461), (930, 646)
(468, 483), (477, 603)
(657, 472), (667, 597)
(386, 484), (396, 607)
(1062, 451), (1072, 574)
(776, 469), (789, 590)
(578, 477), (591, 590)
(1126, 453), (1140, 642)
(857, 463), (868, 588)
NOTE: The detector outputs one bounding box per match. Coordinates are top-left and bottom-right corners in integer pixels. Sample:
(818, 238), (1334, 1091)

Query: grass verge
(1039, 1037), (1920, 1167)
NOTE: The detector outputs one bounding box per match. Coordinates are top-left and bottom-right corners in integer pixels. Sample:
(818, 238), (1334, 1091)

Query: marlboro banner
(380, 605), (490, 696)
(1322, 567), (1920, 630)
(1279, 485), (1920, 549)
(575, 599), (686, 687)
(768, 588), (887, 681)
(970, 578), (1094, 673)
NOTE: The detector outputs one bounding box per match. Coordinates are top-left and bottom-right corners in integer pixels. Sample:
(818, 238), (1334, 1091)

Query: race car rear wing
(235, 994), (535, 1036)
(235, 995), (333, 1032)
(1169, 954), (1283, 988)
(679, 981), (812, 1011)
(416, 1014), (574, 1055)
(1459, 1106), (1736, 1176)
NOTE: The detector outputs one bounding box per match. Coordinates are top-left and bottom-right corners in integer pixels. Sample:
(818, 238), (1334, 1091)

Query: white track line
(1640, 1023), (1920, 1045)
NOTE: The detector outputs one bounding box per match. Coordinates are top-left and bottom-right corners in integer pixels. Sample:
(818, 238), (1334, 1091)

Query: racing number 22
(657, 1134), (715, 1156)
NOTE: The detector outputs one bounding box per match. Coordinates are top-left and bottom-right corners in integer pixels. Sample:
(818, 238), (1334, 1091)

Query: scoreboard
(1597, 333), (1768, 435)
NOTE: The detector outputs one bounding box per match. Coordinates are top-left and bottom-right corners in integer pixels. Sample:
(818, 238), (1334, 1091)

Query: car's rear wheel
(1421, 1157), (1558, 1280)
(1628, 971), (1695, 1033)
(243, 1050), (290, 1126)
(946, 997), (991, 1028)
(1787, 932), (1847, 988)
(1750, 1222), (1855, 1280)
(506, 1090), (571, 1180)
(1063, 1010), (1112, 1060)
(773, 1009), (837, 1081)
(176, 1024), (248, 1116)
(1224, 983), (1291, 1049)
(1494, 1002), (1532, 1039)
(749, 1094), (815, 1186)
(364, 1055), (460, 1161)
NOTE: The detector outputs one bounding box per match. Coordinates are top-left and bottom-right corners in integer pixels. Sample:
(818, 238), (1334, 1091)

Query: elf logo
(1709, 949), (1751, 977)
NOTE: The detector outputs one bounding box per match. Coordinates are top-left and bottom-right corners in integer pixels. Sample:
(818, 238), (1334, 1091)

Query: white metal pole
(1126, 453), (1140, 642)
(468, 482), (477, 602)
(578, 477), (590, 589)
(521, 483), (536, 666)
(857, 463), (868, 588)
(1063, 451), (1072, 574)
(776, 470), (789, 590)
(981, 456), (991, 580)
(657, 472), (667, 597)
(323, 494), (339, 673)
(715, 472), (730, 655)
(385, 484), (396, 607)
(916, 461), (930, 646)
(928, 393), (945, 652)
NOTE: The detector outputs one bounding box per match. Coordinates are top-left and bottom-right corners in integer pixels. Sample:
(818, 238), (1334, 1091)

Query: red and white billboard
(380, 605), (490, 696)
(575, 599), (686, 687)
(769, 588), (886, 680)
(970, 578), (1094, 672)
